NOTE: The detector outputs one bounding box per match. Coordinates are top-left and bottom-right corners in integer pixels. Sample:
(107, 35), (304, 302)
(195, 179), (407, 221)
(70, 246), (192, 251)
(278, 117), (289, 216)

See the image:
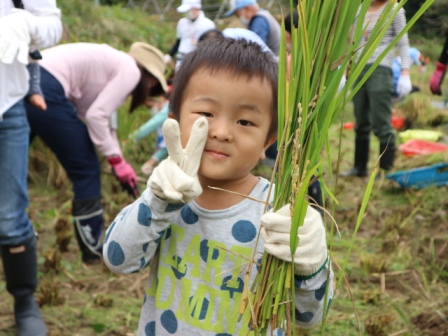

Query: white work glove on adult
(0, 9), (35, 65)
(260, 204), (328, 276)
(148, 117), (208, 203)
(396, 74), (412, 97)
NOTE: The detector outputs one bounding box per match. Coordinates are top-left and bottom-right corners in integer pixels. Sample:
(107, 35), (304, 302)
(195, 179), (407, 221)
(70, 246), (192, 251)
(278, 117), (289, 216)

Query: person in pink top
(25, 42), (168, 263)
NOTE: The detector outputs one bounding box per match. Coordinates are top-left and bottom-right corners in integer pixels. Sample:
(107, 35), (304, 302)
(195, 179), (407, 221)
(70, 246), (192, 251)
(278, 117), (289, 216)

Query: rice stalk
(243, 0), (435, 335)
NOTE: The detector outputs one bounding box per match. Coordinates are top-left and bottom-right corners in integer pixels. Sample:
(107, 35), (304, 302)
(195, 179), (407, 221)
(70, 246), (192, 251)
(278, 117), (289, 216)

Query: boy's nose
(209, 119), (233, 142)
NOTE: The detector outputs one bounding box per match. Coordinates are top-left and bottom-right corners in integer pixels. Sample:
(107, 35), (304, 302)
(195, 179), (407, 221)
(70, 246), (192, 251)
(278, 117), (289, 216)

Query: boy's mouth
(205, 149), (229, 159)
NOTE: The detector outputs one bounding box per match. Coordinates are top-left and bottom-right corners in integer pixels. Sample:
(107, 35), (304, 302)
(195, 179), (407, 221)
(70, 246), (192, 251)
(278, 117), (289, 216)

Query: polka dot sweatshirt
(103, 177), (333, 335)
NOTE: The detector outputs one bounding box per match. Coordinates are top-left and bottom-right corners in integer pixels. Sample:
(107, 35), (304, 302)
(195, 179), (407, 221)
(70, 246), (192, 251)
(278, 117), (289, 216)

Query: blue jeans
(0, 101), (35, 245)
(25, 67), (102, 201)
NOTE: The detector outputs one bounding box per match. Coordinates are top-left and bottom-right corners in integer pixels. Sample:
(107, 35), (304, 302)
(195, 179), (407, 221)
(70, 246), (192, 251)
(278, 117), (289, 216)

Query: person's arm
(130, 103), (169, 142)
(103, 187), (181, 274)
(23, 0), (62, 50)
(84, 62), (140, 157)
(26, 62), (43, 97)
(104, 117), (208, 274)
(430, 34), (448, 95)
(260, 205), (334, 327)
(249, 15), (269, 44)
(438, 34), (448, 66)
(0, 0), (61, 65)
(293, 260), (333, 327)
(393, 8), (412, 97)
(168, 38), (181, 57)
(394, 8), (411, 72)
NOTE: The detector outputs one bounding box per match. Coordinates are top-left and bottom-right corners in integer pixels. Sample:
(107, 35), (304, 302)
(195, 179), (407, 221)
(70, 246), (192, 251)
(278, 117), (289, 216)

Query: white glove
(148, 117), (208, 203)
(0, 9), (34, 65)
(337, 74), (346, 93)
(260, 204), (328, 276)
(163, 54), (173, 64)
(397, 74), (412, 97)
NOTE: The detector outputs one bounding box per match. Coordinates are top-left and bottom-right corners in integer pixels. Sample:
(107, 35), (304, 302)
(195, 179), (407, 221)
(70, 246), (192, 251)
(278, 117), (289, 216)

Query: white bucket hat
(177, 0), (202, 13)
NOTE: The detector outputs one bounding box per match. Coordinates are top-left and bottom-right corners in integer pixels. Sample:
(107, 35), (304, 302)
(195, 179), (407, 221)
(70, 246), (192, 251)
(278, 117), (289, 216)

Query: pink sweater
(40, 43), (140, 157)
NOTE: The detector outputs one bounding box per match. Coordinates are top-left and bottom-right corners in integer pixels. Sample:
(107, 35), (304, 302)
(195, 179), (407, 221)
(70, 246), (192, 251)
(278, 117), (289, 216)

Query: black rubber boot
(340, 139), (370, 177)
(72, 197), (104, 264)
(379, 142), (396, 171)
(1, 236), (47, 336)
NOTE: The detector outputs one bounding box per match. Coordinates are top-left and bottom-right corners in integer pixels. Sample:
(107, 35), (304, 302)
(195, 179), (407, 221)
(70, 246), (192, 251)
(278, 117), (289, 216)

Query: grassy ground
(1, 1), (448, 335)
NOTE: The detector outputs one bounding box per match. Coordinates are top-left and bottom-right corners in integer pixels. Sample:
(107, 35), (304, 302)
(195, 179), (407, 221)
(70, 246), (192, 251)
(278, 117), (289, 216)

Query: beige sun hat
(129, 42), (168, 93)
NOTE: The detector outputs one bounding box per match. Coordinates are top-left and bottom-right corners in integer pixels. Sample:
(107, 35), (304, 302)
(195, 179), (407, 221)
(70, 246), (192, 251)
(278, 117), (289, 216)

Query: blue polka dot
(216, 334), (232, 336)
(231, 220), (256, 243)
(160, 310), (178, 334)
(165, 227), (172, 240)
(326, 298), (332, 314)
(171, 256), (187, 280)
(256, 258), (262, 272)
(220, 275), (244, 298)
(104, 220), (116, 244)
(142, 243), (149, 253)
(165, 203), (184, 212)
(189, 295), (209, 320)
(315, 280), (327, 301)
(143, 294), (147, 306)
(267, 205), (273, 211)
(200, 240), (220, 262)
(181, 205), (199, 224)
(262, 183), (270, 192)
(138, 203), (152, 227)
(294, 275), (303, 288)
(107, 241), (125, 266)
(140, 257), (146, 269)
(154, 230), (165, 244)
(295, 308), (314, 323)
(145, 321), (155, 336)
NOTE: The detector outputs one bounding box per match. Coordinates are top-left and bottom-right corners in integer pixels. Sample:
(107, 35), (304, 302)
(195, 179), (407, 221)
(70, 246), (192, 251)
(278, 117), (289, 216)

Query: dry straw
(240, 0), (435, 335)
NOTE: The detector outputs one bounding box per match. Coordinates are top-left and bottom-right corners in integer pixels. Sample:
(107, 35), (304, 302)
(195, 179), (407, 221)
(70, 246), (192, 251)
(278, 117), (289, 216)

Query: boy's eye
(238, 120), (253, 126)
(198, 112), (213, 118)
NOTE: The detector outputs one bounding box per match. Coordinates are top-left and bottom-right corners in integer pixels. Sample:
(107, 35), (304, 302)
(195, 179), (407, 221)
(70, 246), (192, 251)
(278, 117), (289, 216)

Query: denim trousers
(25, 67), (102, 202)
(0, 100), (35, 245)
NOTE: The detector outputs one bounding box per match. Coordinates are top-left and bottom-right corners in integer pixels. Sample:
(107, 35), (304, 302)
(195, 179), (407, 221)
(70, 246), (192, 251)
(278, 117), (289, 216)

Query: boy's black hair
(284, 10), (299, 34)
(198, 29), (224, 43)
(170, 37), (278, 142)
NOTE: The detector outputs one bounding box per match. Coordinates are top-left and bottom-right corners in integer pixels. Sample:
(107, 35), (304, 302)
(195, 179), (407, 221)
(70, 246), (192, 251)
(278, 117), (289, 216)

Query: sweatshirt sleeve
(23, 0), (62, 50)
(84, 60), (140, 157)
(393, 8), (411, 70)
(293, 260), (334, 328)
(103, 187), (183, 274)
(131, 104), (169, 142)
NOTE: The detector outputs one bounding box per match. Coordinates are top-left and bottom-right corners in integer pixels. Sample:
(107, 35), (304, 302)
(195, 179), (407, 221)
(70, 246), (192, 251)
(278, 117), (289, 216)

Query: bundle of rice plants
(241, 0), (435, 335)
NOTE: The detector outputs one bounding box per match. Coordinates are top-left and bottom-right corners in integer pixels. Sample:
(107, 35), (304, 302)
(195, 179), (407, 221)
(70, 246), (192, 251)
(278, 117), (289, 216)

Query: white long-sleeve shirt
(0, 0), (62, 116)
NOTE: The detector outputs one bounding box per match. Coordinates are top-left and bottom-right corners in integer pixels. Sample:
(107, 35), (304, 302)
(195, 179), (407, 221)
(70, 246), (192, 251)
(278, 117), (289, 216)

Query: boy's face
(178, 68), (276, 184)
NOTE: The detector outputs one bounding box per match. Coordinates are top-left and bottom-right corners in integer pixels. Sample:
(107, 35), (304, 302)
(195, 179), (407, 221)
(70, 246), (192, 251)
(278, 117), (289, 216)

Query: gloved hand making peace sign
(148, 117), (208, 203)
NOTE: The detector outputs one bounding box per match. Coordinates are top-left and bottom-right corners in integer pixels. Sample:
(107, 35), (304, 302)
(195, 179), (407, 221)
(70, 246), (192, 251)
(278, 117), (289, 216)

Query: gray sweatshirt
(104, 177), (333, 335)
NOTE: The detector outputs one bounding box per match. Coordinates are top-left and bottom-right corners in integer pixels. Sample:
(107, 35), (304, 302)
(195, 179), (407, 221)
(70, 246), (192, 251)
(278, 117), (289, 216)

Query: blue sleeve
(249, 16), (269, 44)
(131, 104), (169, 142)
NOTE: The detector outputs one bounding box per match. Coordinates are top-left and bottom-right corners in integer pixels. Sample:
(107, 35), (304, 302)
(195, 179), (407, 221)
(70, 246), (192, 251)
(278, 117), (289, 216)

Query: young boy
(103, 37), (333, 335)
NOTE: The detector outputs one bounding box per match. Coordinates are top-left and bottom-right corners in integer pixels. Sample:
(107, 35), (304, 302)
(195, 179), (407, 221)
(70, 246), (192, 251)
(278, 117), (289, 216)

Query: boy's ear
(259, 135), (277, 160)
